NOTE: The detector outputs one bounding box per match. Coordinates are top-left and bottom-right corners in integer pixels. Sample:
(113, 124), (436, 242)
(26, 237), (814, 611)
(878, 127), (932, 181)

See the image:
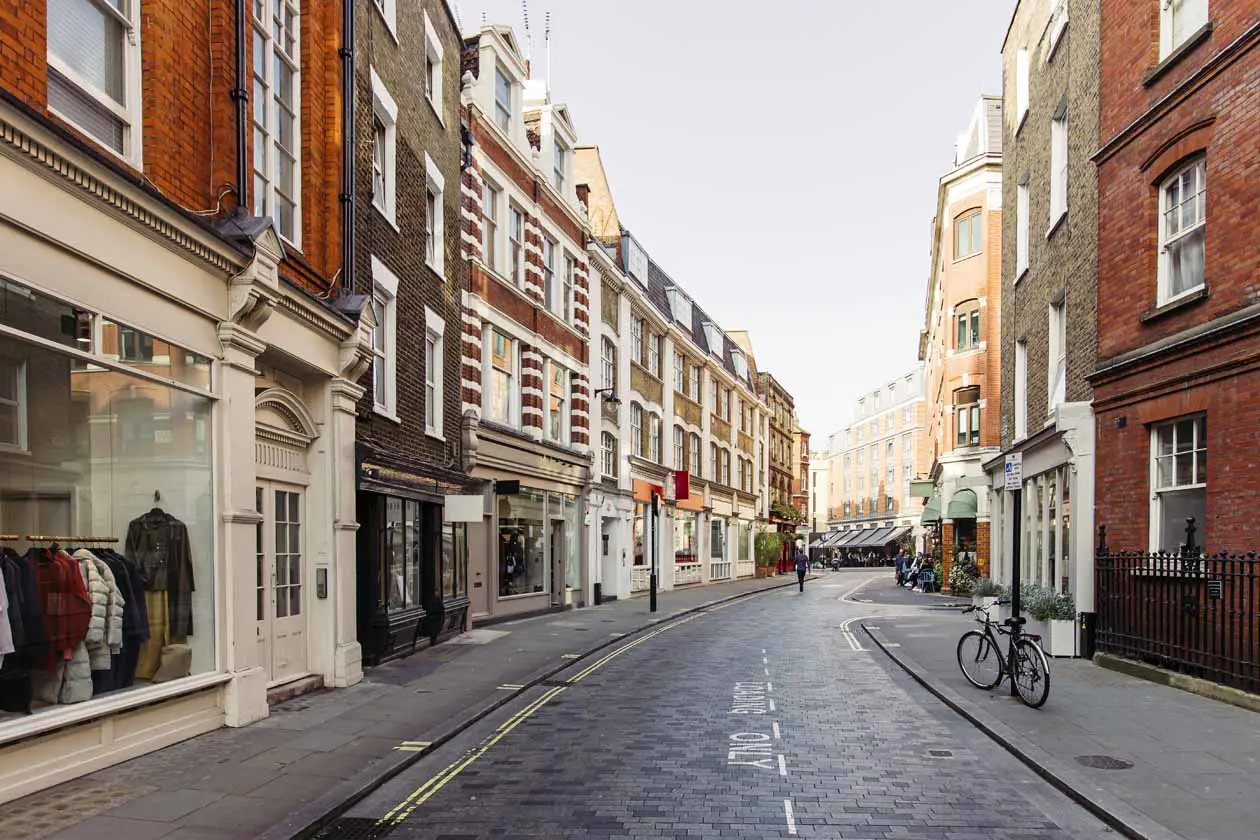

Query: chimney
(576, 183), (590, 210)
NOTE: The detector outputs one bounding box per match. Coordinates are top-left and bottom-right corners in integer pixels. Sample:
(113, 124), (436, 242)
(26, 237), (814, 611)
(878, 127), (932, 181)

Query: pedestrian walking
(794, 542), (808, 592)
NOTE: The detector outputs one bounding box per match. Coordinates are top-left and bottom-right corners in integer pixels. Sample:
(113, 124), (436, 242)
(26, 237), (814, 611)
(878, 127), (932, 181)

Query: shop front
(355, 462), (477, 666)
(464, 421), (590, 621)
(0, 106), (366, 801)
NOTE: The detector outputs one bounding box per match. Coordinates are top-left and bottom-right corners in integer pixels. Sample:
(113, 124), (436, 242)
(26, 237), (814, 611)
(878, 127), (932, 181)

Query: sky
(463, 0), (1003, 444)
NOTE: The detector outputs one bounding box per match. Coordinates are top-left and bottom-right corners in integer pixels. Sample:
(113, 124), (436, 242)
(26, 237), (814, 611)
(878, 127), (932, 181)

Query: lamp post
(649, 491), (658, 612)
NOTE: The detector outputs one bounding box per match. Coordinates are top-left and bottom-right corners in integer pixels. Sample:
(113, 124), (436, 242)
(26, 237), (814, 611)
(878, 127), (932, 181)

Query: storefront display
(0, 280), (214, 720)
(498, 490), (547, 596)
(674, 511), (697, 563)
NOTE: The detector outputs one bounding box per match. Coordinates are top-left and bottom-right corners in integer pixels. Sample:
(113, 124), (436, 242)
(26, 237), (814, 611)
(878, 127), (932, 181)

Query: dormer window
(494, 67), (512, 132)
(553, 137), (568, 192)
(665, 287), (692, 326)
(703, 323), (724, 358)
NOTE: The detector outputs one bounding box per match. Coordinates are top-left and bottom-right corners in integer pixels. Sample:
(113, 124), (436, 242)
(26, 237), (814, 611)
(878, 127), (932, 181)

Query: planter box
(1021, 618), (1049, 643)
(755, 566), (774, 578)
(1045, 619), (1077, 657)
(972, 595), (1000, 623)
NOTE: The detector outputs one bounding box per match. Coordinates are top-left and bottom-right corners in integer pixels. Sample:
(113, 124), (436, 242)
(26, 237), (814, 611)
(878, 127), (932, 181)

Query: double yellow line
(378, 613), (701, 828)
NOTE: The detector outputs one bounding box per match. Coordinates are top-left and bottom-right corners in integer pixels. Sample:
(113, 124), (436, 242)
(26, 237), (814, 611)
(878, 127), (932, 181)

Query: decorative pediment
(256, 387), (319, 446)
(217, 212), (286, 330)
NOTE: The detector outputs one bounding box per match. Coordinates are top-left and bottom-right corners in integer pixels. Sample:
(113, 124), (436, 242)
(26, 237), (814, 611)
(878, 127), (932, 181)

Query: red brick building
(1092, 2), (1260, 553)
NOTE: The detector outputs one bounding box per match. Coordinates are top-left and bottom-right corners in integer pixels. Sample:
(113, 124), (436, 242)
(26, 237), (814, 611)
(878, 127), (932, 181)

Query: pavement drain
(0, 780), (158, 839)
(928, 749), (954, 758)
(1075, 755), (1135, 770)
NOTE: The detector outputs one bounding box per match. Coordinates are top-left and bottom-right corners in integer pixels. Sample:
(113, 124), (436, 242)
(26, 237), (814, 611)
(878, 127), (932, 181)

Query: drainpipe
(339, 0), (356, 294)
(232, 0), (249, 212)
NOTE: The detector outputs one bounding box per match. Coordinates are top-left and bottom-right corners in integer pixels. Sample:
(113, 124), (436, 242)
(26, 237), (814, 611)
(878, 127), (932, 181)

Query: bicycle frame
(967, 600), (1042, 680)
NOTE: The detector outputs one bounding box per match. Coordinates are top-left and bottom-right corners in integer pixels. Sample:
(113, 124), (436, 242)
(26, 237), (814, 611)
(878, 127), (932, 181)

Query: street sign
(1004, 453), (1023, 490)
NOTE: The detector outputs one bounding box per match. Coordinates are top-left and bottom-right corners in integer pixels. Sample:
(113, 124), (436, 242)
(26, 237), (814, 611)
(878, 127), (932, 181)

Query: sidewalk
(0, 574), (805, 840)
(861, 595), (1260, 840)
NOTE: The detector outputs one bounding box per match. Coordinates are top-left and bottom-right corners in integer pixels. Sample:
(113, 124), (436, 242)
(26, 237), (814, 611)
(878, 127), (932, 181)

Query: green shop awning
(920, 496), (941, 525)
(946, 489), (978, 520)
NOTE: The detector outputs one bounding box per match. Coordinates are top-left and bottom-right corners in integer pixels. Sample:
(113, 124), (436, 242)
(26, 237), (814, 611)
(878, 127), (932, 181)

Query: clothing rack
(0, 534), (19, 541)
(23, 535), (119, 543)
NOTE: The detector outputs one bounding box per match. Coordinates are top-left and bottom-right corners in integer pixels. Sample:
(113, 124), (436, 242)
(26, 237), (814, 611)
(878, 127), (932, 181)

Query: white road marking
(763, 667), (770, 677)
(772, 721), (780, 739)
(495, 684), (524, 690)
(769, 698), (777, 712)
(762, 656), (768, 665)
(761, 648), (766, 655)
(783, 799), (797, 835)
(766, 681), (773, 692)
(778, 753), (788, 776)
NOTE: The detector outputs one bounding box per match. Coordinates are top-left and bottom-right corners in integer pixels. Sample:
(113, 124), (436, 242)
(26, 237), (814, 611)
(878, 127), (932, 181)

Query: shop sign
(444, 494), (483, 523)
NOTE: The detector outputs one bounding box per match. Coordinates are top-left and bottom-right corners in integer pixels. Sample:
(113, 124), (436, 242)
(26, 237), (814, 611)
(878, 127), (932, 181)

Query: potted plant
(947, 562), (976, 596)
(971, 576), (1004, 619)
(754, 532), (782, 578)
(1044, 592), (1077, 657)
(1019, 584), (1055, 643)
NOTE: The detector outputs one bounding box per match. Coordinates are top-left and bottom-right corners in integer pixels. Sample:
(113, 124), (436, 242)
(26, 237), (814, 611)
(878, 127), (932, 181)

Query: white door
(257, 483), (308, 684)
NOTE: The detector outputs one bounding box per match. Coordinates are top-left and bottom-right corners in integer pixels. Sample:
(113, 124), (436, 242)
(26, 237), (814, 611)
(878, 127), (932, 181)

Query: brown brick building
(1091, 1), (1260, 554)
(0, 0), (373, 799)
(920, 96), (1004, 587)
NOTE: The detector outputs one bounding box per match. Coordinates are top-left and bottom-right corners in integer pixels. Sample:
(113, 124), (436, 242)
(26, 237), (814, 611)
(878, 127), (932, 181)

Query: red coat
(31, 550), (92, 670)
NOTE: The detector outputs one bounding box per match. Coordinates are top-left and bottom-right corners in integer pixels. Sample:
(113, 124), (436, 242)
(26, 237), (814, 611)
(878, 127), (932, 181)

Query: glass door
(258, 482), (308, 684)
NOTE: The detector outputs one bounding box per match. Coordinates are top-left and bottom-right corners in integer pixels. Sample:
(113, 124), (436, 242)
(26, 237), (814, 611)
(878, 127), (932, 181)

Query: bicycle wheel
(956, 630), (1004, 690)
(1012, 638), (1051, 708)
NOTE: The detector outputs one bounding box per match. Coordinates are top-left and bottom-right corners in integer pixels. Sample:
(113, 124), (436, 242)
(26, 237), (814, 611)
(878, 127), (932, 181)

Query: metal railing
(1095, 520), (1260, 694)
(709, 561), (732, 581)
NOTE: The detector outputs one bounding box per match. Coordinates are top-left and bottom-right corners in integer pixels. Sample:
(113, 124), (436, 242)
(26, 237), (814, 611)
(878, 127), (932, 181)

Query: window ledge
(1141, 286), (1208, 323)
(425, 428), (445, 442)
(1145, 23), (1213, 87)
(952, 252), (983, 265)
(1015, 108), (1029, 138)
(373, 201), (399, 232)
(374, 406), (402, 424)
(1014, 266), (1029, 285)
(426, 94), (445, 127)
(426, 259), (445, 282)
(1045, 211), (1068, 240)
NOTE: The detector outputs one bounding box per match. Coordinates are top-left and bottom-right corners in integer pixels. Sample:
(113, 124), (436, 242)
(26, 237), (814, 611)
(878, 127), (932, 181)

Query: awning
(816, 532), (842, 547)
(882, 525), (913, 545)
(920, 496), (941, 525)
(849, 526), (893, 549)
(946, 489), (978, 520)
(832, 530), (864, 547)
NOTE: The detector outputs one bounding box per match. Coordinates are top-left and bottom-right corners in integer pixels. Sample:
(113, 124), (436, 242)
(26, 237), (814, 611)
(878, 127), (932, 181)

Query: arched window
(955, 210), (983, 259)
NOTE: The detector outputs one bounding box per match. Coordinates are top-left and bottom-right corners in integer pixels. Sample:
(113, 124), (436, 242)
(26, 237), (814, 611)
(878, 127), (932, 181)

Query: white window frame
(1161, 0), (1210, 61)
(370, 68), (398, 227)
(482, 180), (501, 273)
(1014, 339), (1028, 440)
(46, 0), (143, 164)
(1016, 182), (1030, 278)
(0, 358), (29, 453)
(1157, 157), (1207, 305)
(673, 353), (685, 392)
(649, 414), (661, 463)
(1015, 48), (1030, 130)
(1049, 112), (1069, 229)
(424, 306), (445, 440)
(647, 332), (660, 377)
(483, 327), (519, 428)
(689, 364), (700, 399)
(601, 335), (616, 389)
(553, 135), (568, 193)
(631, 403), (643, 457)
(673, 425), (684, 469)
(547, 360), (570, 445)
(689, 432), (701, 477)
(370, 256), (400, 420)
(252, 0), (302, 246)
(424, 152), (445, 279)
(1150, 415), (1208, 553)
(602, 432), (617, 477)
(562, 252), (576, 323)
(1048, 300), (1067, 410)
(494, 65), (513, 133)
(1048, 0), (1069, 59)
(422, 10), (444, 124)
(955, 211), (982, 260)
(631, 315), (644, 365)
(508, 205), (525, 287)
(542, 237), (557, 315)
(371, 0), (397, 40)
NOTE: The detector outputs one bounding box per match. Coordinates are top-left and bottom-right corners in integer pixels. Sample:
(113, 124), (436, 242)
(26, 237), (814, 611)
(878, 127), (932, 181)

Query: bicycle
(956, 599), (1051, 708)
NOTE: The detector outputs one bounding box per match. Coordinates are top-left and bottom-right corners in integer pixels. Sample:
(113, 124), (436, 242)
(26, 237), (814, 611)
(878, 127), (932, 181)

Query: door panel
(257, 482), (308, 684)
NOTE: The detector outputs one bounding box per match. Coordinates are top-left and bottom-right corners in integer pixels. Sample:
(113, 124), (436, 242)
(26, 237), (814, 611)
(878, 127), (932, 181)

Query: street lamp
(592, 387), (620, 407)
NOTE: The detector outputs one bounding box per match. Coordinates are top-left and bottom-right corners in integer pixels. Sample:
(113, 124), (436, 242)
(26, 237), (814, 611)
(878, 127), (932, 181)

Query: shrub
(972, 576), (1004, 597)
(1050, 591), (1076, 621)
(754, 532), (783, 566)
(1020, 584), (1058, 621)
(948, 562), (977, 595)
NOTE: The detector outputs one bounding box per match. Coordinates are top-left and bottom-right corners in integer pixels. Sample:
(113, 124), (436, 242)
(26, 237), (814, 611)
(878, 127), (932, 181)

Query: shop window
(955, 386), (981, 447)
(441, 521), (467, 600)
(498, 490), (546, 596)
(710, 518), (726, 560)
(1152, 416), (1207, 553)
(675, 510), (697, 563)
(0, 287), (215, 718)
(382, 497), (421, 610)
(633, 502), (646, 567)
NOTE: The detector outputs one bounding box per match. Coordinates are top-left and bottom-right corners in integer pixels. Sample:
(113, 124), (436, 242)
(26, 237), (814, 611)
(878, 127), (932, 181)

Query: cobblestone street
(323, 574), (1110, 839)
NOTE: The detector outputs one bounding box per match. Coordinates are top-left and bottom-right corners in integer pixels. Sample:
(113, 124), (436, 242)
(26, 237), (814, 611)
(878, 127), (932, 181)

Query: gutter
(232, 0), (249, 211)
(339, 0), (356, 295)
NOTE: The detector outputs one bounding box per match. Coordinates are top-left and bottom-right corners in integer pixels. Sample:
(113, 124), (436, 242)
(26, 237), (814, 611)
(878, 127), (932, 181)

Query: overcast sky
(463, 0), (1003, 444)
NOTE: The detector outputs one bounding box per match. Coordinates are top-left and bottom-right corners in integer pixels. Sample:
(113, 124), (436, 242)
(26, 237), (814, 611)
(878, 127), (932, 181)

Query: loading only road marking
(376, 613), (704, 828)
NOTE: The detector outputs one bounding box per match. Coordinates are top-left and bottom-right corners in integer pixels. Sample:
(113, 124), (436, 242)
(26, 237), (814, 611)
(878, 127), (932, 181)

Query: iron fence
(1095, 520), (1260, 694)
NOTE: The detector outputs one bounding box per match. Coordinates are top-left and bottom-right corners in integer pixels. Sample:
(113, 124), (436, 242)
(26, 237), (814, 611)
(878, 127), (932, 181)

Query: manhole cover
(928, 749), (954, 758)
(1075, 755), (1134, 770)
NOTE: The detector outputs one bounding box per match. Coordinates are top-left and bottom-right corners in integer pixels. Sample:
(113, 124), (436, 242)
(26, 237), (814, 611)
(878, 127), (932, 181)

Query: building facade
(458, 24), (594, 622)
(984, 0), (1099, 611)
(792, 426), (811, 524)
(1091, 1), (1260, 554)
(816, 369), (931, 556)
(0, 0), (367, 801)
(807, 447), (835, 535)
(352, 0), (477, 665)
(920, 97), (1004, 587)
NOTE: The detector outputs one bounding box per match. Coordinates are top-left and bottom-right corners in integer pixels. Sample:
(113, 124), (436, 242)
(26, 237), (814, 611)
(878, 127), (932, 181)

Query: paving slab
(865, 606), (1260, 840)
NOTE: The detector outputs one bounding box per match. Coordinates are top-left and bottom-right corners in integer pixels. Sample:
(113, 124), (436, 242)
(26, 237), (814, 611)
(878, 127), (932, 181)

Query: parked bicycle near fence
(956, 599), (1051, 708)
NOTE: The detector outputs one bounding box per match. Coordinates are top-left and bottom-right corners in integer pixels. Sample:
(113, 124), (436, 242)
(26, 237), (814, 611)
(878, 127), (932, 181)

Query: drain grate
(310, 816), (395, 839)
(928, 749), (954, 758)
(1075, 755), (1134, 770)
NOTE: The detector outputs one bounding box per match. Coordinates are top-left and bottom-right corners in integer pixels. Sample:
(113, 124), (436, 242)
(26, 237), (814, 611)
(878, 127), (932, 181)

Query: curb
(860, 624), (1188, 840)
(259, 576), (811, 840)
